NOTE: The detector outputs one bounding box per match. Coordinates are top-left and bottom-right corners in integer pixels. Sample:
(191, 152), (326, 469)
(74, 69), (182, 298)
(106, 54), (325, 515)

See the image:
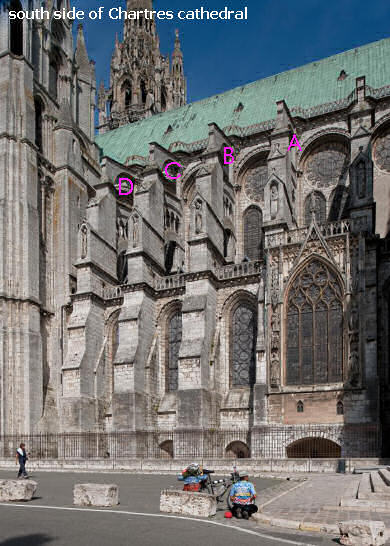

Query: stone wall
(1, 3), (390, 457)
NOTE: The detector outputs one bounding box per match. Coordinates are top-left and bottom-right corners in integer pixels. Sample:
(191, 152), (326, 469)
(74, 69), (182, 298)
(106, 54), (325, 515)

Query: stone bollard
(339, 520), (387, 546)
(160, 489), (217, 517)
(73, 483), (119, 507)
(0, 479), (37, 502)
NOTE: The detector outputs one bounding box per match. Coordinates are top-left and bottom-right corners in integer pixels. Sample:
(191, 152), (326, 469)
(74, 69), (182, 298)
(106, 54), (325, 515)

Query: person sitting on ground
(16, 443), (29, 479)
(229, 471), (258, 519)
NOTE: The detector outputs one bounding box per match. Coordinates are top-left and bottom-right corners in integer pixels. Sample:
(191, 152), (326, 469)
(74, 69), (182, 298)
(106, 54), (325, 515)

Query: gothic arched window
(337, 401), (344, 415)
(10, 0), (23, 56)
(356, 160), (366, 198)
(231, 302), (257, 386)
(122, 81), (132, 109)
(161, 87), (167, 112)
(34, 97), (44, 152)
(243, 207), (263, 261)
(164, 241), (176, 275)
(140, 80), (147, 105)
(49, 49), (60, 100)
(167, 311), (182, 392)
(116, 250), (128, 284)
(286, 259), (344, 386)
(304, 192), (326, 225)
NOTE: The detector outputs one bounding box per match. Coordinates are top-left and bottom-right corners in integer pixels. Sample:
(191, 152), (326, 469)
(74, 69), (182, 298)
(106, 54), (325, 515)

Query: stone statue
(81, 225), (88, 259)
(351, 261), (359, 293)
(195, 200), (203, 234)
(270, 262), (279, 308)
(270, 184), (278, 219)
(349, 303), (359, 332)
(271, 310), (280, 331)
(132, 215), (139, 248)
(271, 331), (280, 350)
(270, 358), (280, 387)
(309, 192), (322, 223)
(145, 90), (155, 112)
(348, 349), (359, 386)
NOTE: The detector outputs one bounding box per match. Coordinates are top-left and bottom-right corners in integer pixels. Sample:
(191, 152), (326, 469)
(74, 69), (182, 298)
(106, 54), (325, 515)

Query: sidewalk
(254, 474), (390, 537)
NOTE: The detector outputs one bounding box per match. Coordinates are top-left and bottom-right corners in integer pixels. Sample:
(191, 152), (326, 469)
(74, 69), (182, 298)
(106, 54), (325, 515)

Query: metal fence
(0, 425), (381, 460)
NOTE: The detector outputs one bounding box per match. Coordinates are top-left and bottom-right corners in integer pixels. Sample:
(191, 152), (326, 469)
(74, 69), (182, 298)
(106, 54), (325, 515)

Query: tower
(171, 29), (186, 109)
(98, 0), (186, 133)
(0, 0), (100, 434)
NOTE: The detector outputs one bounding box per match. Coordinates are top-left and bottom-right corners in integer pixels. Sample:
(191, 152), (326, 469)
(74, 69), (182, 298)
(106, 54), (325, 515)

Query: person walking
(229, 471), (258, 519)
(16, 443), (29, 479)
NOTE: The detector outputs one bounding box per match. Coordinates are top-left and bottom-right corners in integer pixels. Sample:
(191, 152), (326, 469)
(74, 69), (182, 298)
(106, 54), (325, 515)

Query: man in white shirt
(15, 443), (28, 479)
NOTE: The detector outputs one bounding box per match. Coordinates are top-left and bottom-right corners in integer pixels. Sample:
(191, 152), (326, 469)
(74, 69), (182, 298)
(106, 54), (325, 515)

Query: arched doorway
(225, 441), (250, 459)
(159, 440), (174, 459)
(286, 437), (341, 458)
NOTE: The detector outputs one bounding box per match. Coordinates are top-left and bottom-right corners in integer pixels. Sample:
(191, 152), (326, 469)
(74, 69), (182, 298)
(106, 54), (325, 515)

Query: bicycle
(200, 468), (240, 509)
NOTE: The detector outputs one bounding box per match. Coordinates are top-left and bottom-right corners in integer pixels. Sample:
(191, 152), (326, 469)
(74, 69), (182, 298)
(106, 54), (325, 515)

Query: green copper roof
(96, 37), (390, 164)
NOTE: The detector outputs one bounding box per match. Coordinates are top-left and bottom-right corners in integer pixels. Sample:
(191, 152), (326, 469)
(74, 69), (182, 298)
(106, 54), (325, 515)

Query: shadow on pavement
(0, 534), (53, 545)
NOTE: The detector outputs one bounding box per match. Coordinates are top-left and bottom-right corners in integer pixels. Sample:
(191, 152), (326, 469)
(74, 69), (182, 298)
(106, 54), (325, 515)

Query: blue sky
(74, 0), (390, 103)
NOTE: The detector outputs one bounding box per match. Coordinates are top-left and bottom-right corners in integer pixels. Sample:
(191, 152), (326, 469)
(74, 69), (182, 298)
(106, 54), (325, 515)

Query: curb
(253, 513), (339, 535)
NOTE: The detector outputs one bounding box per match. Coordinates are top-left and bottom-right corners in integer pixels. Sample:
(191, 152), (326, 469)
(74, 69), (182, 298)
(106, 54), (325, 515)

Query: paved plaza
(0, 471), (338, 546)
(256, 473), (390, 542)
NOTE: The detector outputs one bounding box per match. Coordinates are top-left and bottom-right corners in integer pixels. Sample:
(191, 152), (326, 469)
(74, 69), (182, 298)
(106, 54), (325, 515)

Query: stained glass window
(286, 259), (343, 385)
(167, 312), (182, 392)
(244, 207), (263, 261)
(231, 304), (256, 386)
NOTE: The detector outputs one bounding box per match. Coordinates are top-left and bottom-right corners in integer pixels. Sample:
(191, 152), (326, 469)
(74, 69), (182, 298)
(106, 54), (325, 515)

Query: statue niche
(80, 224), (88, 259)
(349, 148), (373, 204)
(194, 199), (203, 234)
(270, 184), (279, 219)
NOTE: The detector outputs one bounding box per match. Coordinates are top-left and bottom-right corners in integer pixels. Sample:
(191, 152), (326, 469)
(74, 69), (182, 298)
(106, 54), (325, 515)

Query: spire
(104, 0), (186, 129)
(127, 0), (153, 9)
(173, 29), (183, 57)
(75, 24), (91, 76)
(171, 29), (186, 109)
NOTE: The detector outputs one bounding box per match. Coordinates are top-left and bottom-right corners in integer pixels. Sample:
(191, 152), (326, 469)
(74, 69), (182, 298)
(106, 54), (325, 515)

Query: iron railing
(0, 425), (380, 460)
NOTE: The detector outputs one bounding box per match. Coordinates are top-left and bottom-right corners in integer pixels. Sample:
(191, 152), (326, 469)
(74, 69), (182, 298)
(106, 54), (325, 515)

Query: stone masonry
(1, 0), (390, 459)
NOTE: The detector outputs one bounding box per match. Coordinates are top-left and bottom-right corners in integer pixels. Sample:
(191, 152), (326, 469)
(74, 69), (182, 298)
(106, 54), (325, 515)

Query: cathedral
(2, 0), (390, 459)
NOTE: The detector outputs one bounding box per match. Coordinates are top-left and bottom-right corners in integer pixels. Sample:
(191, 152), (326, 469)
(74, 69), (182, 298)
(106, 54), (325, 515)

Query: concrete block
(0, 479), (37, 501)
(160, 489), (217, 517)
(73, 483), (119, 507)
(339, 520), (386, 546)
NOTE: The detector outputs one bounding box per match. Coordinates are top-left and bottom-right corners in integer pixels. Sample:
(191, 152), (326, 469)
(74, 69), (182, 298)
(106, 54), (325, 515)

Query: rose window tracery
(305, 143), (349, 188)
(244, 164), (268, 202)
(374, 130), (390, 172)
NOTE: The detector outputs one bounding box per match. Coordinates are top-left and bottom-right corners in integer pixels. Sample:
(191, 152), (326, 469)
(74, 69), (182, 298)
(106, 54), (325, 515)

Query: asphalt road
(0, 471), (337, 546)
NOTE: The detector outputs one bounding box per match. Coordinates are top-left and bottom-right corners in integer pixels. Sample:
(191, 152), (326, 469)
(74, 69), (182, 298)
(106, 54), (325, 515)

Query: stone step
(339, 480), (359, 507)
(338, 497), (390, 511)
(378, 468), (390, 486)
(370, 471), (390, 497)
(357, 472), (372, 500)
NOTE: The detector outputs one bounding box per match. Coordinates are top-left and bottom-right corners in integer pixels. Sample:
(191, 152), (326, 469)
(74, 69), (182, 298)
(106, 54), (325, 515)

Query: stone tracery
(305, 142), (349, 188)
(286, 259), (344, 385)
(374, 129), (390, 172)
